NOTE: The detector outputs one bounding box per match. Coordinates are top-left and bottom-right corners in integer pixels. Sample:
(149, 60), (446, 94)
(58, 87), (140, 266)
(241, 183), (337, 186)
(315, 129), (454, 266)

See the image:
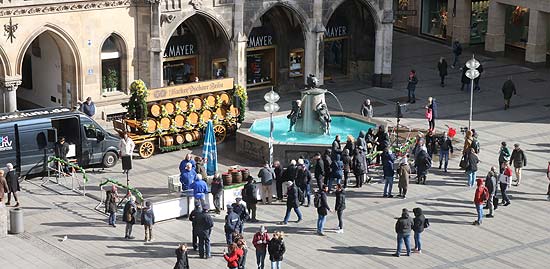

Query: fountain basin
(236, 112), (383, 164)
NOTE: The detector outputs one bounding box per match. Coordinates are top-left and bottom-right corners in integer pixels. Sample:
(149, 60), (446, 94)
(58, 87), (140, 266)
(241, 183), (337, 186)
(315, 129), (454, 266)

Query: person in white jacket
(118, 133), (135, 172)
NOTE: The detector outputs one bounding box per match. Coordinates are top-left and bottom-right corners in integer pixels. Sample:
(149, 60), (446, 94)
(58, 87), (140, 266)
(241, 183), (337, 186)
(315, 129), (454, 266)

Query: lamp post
(465, 55), (480, 130)
(264, 87), (280, 168)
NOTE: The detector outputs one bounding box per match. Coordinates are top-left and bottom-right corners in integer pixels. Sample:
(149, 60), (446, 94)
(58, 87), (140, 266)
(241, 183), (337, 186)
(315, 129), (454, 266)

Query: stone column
(303, 24), (325, 86)
(485, 1), (506, 54)
(1, 78), (22, 113)
(525, 10), (548, 64)
(228, 33), (248, 87)
(451, 0), (472, 44)
(149, 0), (163, 88)
(373, 13), (393, 88)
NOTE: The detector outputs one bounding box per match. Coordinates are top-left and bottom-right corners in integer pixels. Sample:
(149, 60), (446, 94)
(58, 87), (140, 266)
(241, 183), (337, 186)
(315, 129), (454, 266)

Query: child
(141, 200), (155, 242)
(398, 157), (411, 199)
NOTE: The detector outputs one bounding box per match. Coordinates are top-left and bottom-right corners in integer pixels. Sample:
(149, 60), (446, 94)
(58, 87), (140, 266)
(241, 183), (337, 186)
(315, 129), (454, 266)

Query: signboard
(0, 108), (71, 121)
(247, 35), (273, 48)
(394, 10), (417, 16)
(0, 135), (14, 152)
(147, 78), (234, 102)
(164, 34), (197, 58)
(324, 25), (348, 38)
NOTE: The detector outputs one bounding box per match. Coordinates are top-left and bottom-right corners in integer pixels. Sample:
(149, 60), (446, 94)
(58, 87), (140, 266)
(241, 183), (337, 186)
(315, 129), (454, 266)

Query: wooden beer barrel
(148, 103), (161, 117)
(232, 170), (243, 183)
(241, 168), (250, 180)
(143, 119), (157, 133)
(162, 101), (175, 115)
(187, 111), (199, 125)
(215, 107), (227, 118)
(222, 173), (233, 186)
(226, 124), (237, 134)
(201, 109), (213, 122)
(229, 105), (240, 117)
(176, 99), (189, 112)
(219, 92), (230, 105)
(191, 97), (203, 111)
(161, 136), (174, 147)
(159, 117), (171, 130)
(175, 134), (185, 145)
(174, 114), (185, 128)
(204, 94), (216, 108)
(184, 130), (202, 143)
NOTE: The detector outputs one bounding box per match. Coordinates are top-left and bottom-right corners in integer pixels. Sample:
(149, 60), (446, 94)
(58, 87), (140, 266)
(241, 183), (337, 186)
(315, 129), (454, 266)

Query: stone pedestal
(485, 1), (506, 53)
(295, 88), (326, 134)
(525, 10), (548, 64)
(0, 204), (7, 238)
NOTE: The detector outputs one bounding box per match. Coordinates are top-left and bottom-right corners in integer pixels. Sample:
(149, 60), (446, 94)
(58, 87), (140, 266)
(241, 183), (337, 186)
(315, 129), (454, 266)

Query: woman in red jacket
(224, 243), (243, 269)
(473, 178), (488, 226)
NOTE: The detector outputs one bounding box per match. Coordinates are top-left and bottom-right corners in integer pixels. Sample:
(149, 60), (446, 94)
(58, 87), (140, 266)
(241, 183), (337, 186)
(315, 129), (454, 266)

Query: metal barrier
(43, 156), (87, 196)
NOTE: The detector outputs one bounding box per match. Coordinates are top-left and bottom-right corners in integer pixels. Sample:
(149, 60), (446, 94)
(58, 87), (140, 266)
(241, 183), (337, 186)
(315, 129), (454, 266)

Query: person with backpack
(334, 183), (346, 233)
(329, 154), (344, 193)
(281, 181), (302, 225)
(252, 226), (270, 269)
(382, 147), (396, 197)
(232, 197), (249, 232)
(224, 242), (244, 269)
(498, 142), (511, 174)
(509, 143), (527, 186)
(122, 195), (137, 240)
(466, 148), (479, 187)
(105, 185), (118, 227)
(193, 205), (214, 259)
(407, 70), (418, 103)
(451, 41), (462, 68)
(258, 162), (275, 204)
(485, 167), (498, 218)
(295, 159), (312, 207)
(393, 208), (414, 257)
(500, 163), (512, 206)
(242, 176), (258, 222)
(473, 178), (489, 225)
(141, 200), (155, 242)
(315, 185), (331, 236)
(398, 156), (411, 199)
(412, 207), (429, 254)
(268, 231), (286, 269)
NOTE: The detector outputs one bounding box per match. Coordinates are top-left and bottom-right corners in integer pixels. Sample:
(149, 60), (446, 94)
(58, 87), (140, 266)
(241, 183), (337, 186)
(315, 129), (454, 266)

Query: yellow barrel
(159, 117), (171, 130)
(162, 101), (175, 115)
(148, 103), (161, 118)
(184, 130), (202, 143)
(219, 92), (230, 105)
(187, 111), (199, 125)
(191, 97), (203, 111)
(161, 136), (174, 147)
(174, 114), (185, 128)
(229, 105), (240, 117)
(175, 134), (185, 145)
(215, 107), (227, 118)
(176, 99), (189, 112)
(201, 109), (213, 122)
(204, 94), (216, 108)
(143, 119), (157, 133)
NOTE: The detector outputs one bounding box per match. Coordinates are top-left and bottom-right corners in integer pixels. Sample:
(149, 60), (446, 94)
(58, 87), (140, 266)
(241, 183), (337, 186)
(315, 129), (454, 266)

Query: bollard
(9, 208), (24, 234)
(0, 204), (8, 237)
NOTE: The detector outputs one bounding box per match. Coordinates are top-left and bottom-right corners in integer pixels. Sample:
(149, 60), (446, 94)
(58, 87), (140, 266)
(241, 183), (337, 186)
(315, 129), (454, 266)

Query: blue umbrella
(202, 120), (218, 176)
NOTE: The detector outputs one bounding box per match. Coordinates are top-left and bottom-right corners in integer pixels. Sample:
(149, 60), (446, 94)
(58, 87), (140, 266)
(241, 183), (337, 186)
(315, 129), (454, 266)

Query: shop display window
(212, 58), (227, 79)
(289, 49), (304, 77)
(394, 0), (411, 29)
(470, 0), (489, 45)
(505, 6), (529, 49)
(421, 0), (448, 39)
(163, 56), (198, 86)
(246, 48), (276, 87)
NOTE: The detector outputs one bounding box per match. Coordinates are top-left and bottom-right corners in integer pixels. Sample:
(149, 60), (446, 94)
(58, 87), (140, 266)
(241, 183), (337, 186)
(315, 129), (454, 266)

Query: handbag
(459, 155), (468, 169)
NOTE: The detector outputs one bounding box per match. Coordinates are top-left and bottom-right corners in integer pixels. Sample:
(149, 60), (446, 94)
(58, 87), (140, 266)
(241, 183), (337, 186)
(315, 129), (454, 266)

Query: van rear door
(15, 121), (51, 176)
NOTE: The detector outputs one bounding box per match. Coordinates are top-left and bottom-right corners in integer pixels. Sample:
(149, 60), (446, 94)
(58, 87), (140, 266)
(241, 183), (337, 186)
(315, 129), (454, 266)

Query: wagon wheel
(214, 125), (227, 144)
(138, 141), (155, 159)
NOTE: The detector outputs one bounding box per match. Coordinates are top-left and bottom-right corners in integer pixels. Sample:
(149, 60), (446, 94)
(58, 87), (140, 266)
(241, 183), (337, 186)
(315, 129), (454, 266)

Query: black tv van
(0, 107), (120, 177)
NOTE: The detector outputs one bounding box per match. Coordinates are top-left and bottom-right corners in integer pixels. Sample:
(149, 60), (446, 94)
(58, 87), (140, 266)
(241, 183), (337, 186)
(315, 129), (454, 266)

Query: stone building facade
(0, 0), (394, 115)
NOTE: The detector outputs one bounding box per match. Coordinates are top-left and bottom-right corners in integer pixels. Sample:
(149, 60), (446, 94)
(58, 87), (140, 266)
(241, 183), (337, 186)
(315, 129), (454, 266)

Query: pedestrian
(105, 185), (118, 227)
(382, 148), (395, 197)
(407, 70), (418, 103)
(242, 176), (258, 222)
(322, 150), (332, 186)
(375, 125), (390, 164)
(465, 148), (479, 187)
(273, 161), (284, 201)
(341, 149), (352, 188)
(473, 178), (489, 225)
(224, 205), (241, 245)
(296, 159), (312, 207)
(211, 173), (223, 214)
(356, 131), (367, 153)
(425, 130), (436, 158)
(437, 57), (448, 87)
(393, 208), (413, 257)
(331, 135), (342, 160)
(252, 226), (270, 269)
(462, 130), (474, 154)
(329, 154), (343, 192)
(0, 170), (8, 203)
(425, 97), (437, 131)
(298, 155), (310, 170)
(5, 163), (20, 207)
(398, 156), (410, 199)
(191, 174), (209, 210)
(141, 200), (155, 242)
(412, 208), (428, 254)
(232, 197), (249, 233)
(180, 162), (197, 191)
(195, 157), (208, 182)
(283, 159), (298, 184)
(193, 205), (214, 259)
(485, 167), (498, 218)
(313, 153), (325, 191)
(361, 99), (374, 118)
(174, 244), (190, 269)
(501, 77), (517, 110)
(236, 236), (248, 269)
(498, 142), (511, 173)
(415, 146), (431, 185)
(268, 231), (286, 269)
(344, 135), (355, 154)
(123, 195), (137, 239)
(286, 100), (302, 132)
(224, 243), (244, 269)
(451, 40), (462, 68)
(80, 97), (96, 117)
(118, 132), (135, 173)
(509, 143), (527, 186)
(437, 131), (453, 172)
(460, 64), (470, 91)
(189, 203), (201, 250)
(281, 181), (302, 225)
(352, 148), (367, 188)
(54, 136), (71, 174)
(546, 161), (550, 200)
(334, 183), (346, 233)
(258, 162), (275, 204)
(315, 185), (331, 236)
(474, 63), (483, 91)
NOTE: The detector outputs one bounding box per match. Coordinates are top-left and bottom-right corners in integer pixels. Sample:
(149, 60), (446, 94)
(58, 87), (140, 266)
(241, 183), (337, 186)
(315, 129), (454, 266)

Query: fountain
(236, 75), (382, 164)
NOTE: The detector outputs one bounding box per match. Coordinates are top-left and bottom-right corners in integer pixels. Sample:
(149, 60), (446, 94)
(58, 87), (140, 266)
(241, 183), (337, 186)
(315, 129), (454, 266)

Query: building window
(505, 6), (529, 49)
(470, 0), (489, 45)
(421, 0), (448, 39)
(101, 35), (124, 94)
(394, 0), (411, 29)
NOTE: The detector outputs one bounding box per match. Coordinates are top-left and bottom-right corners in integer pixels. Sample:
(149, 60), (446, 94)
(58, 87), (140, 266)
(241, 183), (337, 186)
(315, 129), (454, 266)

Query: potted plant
(106, 68), (119, 92)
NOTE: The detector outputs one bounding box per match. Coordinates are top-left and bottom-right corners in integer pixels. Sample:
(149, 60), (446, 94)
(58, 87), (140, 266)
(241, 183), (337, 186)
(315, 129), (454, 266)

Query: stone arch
(99, 32), (129, 93)
(323, 0), (380, 30)
(245, 1), (311, 37)
(0, 46), (11, 78)
(15, 24), (82, 108)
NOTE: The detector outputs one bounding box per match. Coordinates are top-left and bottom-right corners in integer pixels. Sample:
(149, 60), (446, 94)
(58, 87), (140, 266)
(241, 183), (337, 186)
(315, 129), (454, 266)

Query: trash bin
(9, 208), (24, 234)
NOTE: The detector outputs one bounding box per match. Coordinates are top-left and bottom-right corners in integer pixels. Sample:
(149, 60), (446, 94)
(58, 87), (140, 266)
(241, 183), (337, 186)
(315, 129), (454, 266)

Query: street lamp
(465, 55), (480, 130)
(264, 87), (280, 167)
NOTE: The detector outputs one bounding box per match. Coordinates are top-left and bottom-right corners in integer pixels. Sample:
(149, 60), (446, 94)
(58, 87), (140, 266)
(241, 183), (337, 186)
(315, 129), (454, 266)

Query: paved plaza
(2, 32), (550, 268)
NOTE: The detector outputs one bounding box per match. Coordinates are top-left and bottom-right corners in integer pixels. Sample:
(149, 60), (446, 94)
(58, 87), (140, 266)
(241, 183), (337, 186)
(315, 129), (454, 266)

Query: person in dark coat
(437, 132), (454, 172)
(195, 157), (208, 183)
(466, 148), (479, 187)
(382, 148), (395, 197)
(224, 205), (241, 245)
(393, 208), (414, 257)
(331, 135), (342, 160)
(334, 184), (346, 233)
(341, 149), (352, 188)
(313, 154), (324, 191)
(375, 125), (390, 164)
(268, 231), (286, 268)
(344, 135), (355, 155)
(141, 200), (155, 242)
(407, 70), (418, 103)
(242, 176), (258, 222)
(193, 206), (214, 258)
(412, 208), (428, 253)
(211, 173), (223, 214)
(273, 161), (284, 201)
(232, 197), (248, 233)
(437, 57), (448, 87)
(122, 195), (137, 239)
(460, 64), (470, 91)
(316, 185), (331, 236)
(54, 136), (70, 173)
(188, 203), (202, 250)
(509, 143), (527, 186)
(352, 148), (367, 188)
(425, 130), (436, 158)
(356, 131), (367, 153)
(281, 181), (302, 225)
(451, 41), (462, 68)
(295, 160), (312, 207)
(502, 77), (517, 110)
(105, 185), (118, 227)
(415, 147), (431, 185)
(329, 154), (343, 192)
(174, 244), (190, 269)
(365, 128), (376, 153)
(322, 149), (332, 186)
(80, 97), (96, 117)
(283, 160), (298, 184)
(474, 63), (483, 91)
(485, 167), (498, 218)
(5, 163), (20, 207)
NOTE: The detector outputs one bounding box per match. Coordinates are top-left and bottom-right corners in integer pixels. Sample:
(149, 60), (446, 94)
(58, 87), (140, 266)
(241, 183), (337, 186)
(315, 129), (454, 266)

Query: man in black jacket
(393, 208), (413, 257)
(281, 181), (302, 225)
(314, 153), (324, 190)
(188, 204), (202, 250)
(54, 136), (70, 173)
(509, 143), (527, 186)
(322, 149), (332, 187)
(193, 206), (214, 259)
(242, 176), (258, 222)
(316, 185), (331, 236)
(437, 132), (453, 172)
(485, 167), (498, 218)
(224, 205), (241, 245)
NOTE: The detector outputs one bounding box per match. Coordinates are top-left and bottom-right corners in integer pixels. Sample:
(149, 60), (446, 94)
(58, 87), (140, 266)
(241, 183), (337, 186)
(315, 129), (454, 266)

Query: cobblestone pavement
(2, 32), (550, 268)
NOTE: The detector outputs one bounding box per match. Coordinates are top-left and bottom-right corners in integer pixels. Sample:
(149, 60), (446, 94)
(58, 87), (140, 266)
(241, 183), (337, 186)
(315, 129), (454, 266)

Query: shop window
(421, 0), (448, 39)
(246, 50), (275, 87)
(505, 6), (529, 49)
(394, 0), (411, 29)
(470, 0), (489, 45)
(289, 49), (304, 78)
(101, 35), (125, 94)
(212, 58), (227, 79)
(163, 26), (199, 85)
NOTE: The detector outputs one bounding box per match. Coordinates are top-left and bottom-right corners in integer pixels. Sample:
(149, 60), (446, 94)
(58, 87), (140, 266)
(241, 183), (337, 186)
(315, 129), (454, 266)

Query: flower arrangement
(124, 80), (149, 120)
(175, 103), (184, 115)
(183, 121), (193, 131)
(169, 121), (179, 134)
(233, 84), (247, 123)
(161, 105), (169, 118)
(140, 120), (150, 133)
(189, 102), (196, 112)
(216, 95), (223, 108)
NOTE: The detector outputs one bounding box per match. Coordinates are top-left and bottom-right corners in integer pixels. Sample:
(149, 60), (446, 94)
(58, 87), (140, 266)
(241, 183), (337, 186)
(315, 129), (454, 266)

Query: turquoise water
(249, 115), (377, 145)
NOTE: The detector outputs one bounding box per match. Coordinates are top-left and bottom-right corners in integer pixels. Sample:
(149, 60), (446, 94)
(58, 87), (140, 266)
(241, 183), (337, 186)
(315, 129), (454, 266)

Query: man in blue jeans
(281, 181), (302, 225)
(466, 148), (479, 187)
(316, 185), (331, 236)
(382, 148), (395, 198)
(437, 132), (453, 172)
(393, 208), (413, 257)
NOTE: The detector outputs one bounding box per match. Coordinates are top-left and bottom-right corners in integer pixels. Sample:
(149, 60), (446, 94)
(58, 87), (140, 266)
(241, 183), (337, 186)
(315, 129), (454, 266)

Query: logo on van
(0, 136), (13, 151)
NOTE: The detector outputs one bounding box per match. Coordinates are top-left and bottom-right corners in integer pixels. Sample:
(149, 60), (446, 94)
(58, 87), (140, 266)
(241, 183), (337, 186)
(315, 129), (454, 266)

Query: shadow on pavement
(105, 245), (174, 258)
(317, 245), (395, 256)
(44, 221), (107, 227)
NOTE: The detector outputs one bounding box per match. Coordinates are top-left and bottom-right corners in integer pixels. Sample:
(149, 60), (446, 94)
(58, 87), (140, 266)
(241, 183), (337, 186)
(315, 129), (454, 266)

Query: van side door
(80, 117), (104, 165)
(15, 122), (50, 176)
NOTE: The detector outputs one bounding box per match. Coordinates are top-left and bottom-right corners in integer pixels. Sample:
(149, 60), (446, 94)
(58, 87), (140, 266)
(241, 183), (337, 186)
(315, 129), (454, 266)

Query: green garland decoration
(123, 80), (149, 120)
(99, 178), (144, 202)
(47, 156), (89, 183)
(233, 84), (247, 123)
